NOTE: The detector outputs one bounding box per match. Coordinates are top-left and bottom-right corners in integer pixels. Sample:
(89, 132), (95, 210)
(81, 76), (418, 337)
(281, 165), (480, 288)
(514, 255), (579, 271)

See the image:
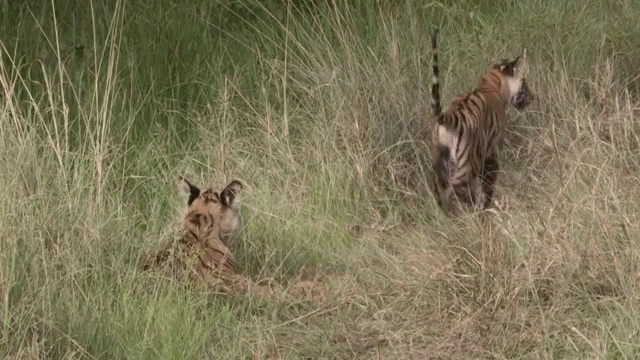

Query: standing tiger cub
(145, 177), (247, 290)
(429, 30), (532, 217)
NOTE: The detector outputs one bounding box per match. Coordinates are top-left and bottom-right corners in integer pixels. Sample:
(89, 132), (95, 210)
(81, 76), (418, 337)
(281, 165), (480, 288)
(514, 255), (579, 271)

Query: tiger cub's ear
(515, 48), (527, 76)
(179, 177), (201, 205)
(501, 49), (527, 78)
(220, 180), (243, 209)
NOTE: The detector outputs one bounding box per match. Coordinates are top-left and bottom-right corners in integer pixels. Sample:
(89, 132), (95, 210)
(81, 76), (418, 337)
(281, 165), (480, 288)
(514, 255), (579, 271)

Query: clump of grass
(2, 0), (640, 358)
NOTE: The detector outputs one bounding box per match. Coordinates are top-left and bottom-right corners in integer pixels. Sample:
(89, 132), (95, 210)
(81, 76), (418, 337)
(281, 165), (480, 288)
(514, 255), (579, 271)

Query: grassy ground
(2, 0), (640, 358)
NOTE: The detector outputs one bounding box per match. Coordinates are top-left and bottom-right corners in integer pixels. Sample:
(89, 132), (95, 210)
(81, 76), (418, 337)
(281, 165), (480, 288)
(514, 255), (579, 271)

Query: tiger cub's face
(180, 177), (244, 246)
(494, 50), (533, 111)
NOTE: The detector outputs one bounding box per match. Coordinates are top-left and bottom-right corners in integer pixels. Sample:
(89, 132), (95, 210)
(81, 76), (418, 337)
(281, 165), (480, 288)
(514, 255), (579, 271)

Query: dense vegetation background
(2, 0), (640, 358)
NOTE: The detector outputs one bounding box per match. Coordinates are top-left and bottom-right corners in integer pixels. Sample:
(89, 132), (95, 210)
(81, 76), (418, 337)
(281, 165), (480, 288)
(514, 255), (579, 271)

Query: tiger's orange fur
(145, 178), (248, 290)
(429, 30), (532, 217)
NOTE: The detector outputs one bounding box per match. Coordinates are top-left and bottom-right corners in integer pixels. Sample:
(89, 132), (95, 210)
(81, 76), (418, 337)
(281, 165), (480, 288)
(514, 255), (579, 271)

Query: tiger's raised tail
(431, 30), (442, 118)
(429, 30), (452, 212)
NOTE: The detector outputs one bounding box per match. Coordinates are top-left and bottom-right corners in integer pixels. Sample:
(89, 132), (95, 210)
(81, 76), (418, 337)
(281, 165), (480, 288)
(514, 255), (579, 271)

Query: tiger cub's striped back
(429, 31), (532, 217)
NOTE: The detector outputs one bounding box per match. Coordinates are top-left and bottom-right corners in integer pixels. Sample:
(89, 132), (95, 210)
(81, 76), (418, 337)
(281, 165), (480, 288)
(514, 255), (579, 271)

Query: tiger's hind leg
(471, 177), (487, 211)
(480, 153), (500, 210)
(449, 178), (479, 217)
(431, 144), (455, 215)
(430, 169), (457, 216)
(429, 171), (444, 208)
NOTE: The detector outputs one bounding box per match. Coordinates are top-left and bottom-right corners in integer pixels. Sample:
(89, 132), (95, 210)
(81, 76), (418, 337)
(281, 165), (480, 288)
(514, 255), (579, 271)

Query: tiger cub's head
(493, 49), (533, 111)
(180, 177), (244, 246)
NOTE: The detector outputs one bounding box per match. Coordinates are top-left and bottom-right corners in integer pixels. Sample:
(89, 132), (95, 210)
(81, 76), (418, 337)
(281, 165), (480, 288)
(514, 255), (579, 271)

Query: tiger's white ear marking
(220, 180), (243, 210)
